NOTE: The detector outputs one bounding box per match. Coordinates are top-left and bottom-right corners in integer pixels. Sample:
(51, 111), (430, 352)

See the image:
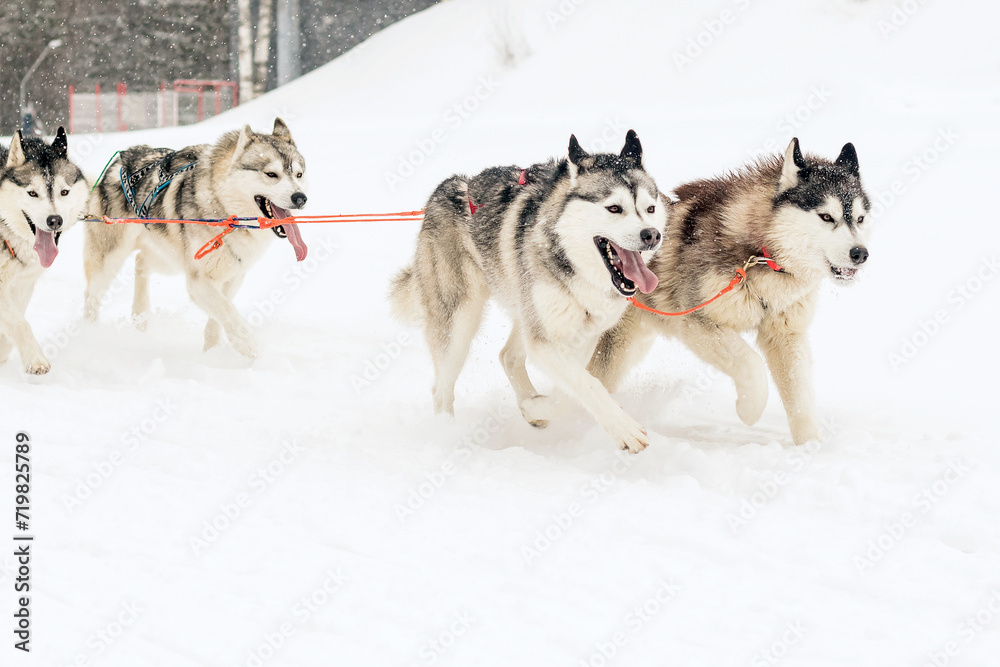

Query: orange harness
(627, 252), (784, 317)
(97, 210), (426, 260)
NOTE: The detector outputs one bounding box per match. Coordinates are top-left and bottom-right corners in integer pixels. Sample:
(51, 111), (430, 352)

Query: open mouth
(594, 237), (659, 296)
(830, 265), (859, 282)
(254, 195), (308, 262)
(24, 213), (61, 268)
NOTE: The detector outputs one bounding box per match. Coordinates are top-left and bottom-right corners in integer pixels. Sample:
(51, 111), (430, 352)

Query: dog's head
(226, 117), (309, 261)
(772, 137), (871, 283)
(558, 130), (666, 297)
(0, 128), (88, 268)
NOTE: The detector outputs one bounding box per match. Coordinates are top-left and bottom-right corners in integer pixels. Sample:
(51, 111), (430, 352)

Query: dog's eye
(819, 213), (834, 223)
(647, 205), (655, 214)
(856, 215), (865, 225)
(60, 189), (69, 196)
(606, 205), (622, 214)
(28, 191), (38, 198)
(296, 172), (303, 179)
(265, 172), (279, 179)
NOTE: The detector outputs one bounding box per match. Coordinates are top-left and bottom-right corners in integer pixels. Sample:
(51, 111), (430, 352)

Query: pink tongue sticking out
(611, 241), (658, 294)
(271, 204), (308, 262)
(33, 229), (59, 268)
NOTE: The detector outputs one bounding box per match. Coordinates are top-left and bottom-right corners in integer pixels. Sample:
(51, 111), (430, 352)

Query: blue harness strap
(119, 152), (198, 219)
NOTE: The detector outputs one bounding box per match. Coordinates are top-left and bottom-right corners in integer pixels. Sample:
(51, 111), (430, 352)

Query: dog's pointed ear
(620, 129), (643, 167)
(567, 134), (587, 184)
(6, 131), (25, 168)
(835, 142), (859, 177)
(778, 137), (805, 193)
(52, 126), (68, 159)
(273, 117), (293, 143)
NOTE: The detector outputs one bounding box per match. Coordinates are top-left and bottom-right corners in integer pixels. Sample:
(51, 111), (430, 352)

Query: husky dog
(0, 129), (88, 374)
(83, 118), (309, 358)
(391, 131), (666, 452)
(591, 138), (870, 444)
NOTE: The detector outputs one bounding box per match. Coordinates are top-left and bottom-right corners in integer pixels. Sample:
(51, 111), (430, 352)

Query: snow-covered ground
(4, 1), (1000, 665)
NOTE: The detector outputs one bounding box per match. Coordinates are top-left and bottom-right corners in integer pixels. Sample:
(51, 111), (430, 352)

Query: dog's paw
(520, 395), (555, 427)
(607, 412), (649, 454)
(132, 314), (149, 333)
(231, 336), (258, 359)
(25, 359), (51, 375)
(790, 417), (821, 445)
(735, 388), (767, 426)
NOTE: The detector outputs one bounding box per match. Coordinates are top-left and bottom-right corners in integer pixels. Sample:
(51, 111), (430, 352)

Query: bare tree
(253, 0), (274, 96)
(237, 0), (254, 102)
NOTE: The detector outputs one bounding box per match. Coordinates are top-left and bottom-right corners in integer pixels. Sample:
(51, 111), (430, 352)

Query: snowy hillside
(4, 1), (1000, 665)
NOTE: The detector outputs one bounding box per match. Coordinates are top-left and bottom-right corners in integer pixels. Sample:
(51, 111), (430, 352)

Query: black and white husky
(83, 118), (309, 358)
(591, 138), (871, 444)
(0, 129), (88, 374)
(391, 131), (667, 452)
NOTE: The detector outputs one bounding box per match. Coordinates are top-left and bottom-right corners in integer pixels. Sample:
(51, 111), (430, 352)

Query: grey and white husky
(0, 129), (88, 374)
(391, 131), (667, 452)
(591, 138), (871, 444)
(83, 118), (309, 358)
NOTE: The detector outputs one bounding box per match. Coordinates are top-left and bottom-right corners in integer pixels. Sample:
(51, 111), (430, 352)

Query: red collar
(3, 238), (15, 261)
(760, 246), (784, 272)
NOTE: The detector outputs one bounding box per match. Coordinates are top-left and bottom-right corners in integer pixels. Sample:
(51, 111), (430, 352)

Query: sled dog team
(0, 120), (871, 451)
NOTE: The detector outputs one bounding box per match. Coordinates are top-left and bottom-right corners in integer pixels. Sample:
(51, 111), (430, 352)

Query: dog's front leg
(757, 296), (820, 444)
(185, 273), (257, 359)
(529, 340), (649, 453)
(0, 282), (49, 374)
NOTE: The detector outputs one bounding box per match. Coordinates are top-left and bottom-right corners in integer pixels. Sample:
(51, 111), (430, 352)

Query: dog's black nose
(850, 246), (869, 265)
(46, 215), (63, 231)
(291, 192), (307, 209)
(640, 227), (661, 248)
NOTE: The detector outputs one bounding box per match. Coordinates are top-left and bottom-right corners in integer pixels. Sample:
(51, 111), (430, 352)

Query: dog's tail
(389, 265), (422, 325)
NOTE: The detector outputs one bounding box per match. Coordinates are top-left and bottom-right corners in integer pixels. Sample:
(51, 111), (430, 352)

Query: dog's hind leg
(185, 273), (256, 359)
(500, 324), (553, 427)
(677, 317), (768, 427)
(757, 296), (820, 444)
(427, 277), (488, 415)
(0, 334), (10, 365)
